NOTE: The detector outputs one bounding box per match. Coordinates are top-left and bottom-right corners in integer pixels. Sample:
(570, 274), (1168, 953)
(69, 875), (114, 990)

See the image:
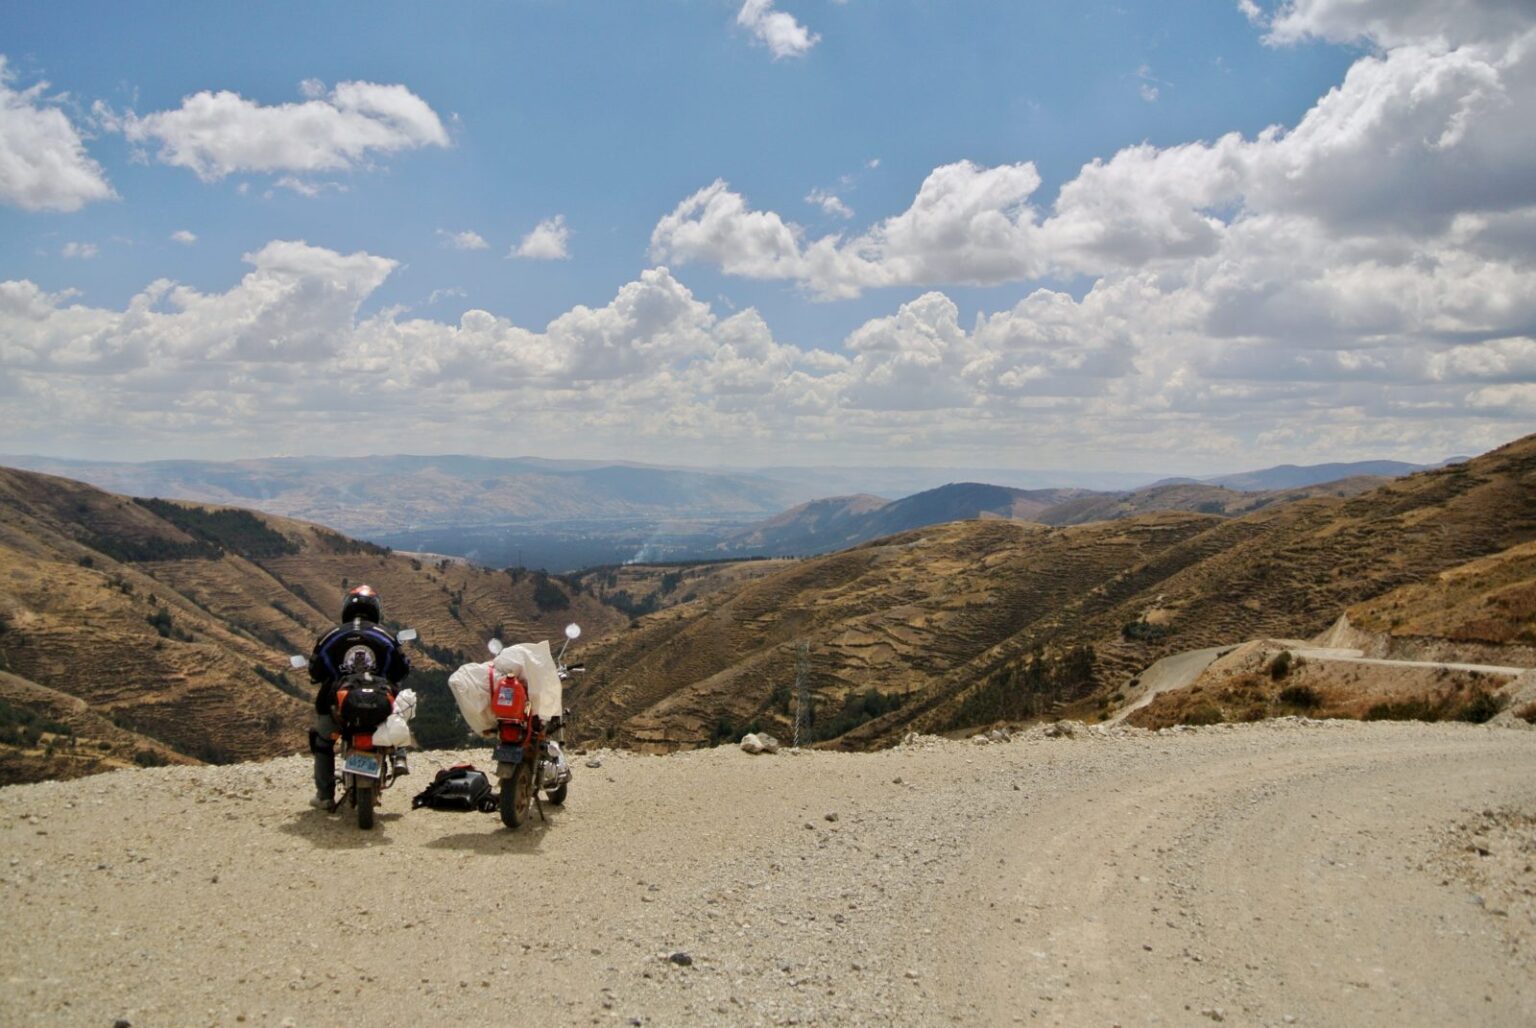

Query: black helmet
(341, 584), (381, 624)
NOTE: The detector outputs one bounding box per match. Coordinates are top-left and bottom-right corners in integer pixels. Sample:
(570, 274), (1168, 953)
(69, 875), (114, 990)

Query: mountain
(1034, 476), (1389, 526)
(0, 454), (797, 536)
(1148, 458), (1441, 492)
(719, 483), (1093, 557)
(570, 433), (1536, 751)
(0, 466), (626, 784)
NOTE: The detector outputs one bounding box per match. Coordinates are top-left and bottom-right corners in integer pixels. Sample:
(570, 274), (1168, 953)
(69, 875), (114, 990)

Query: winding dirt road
(2, 720), (1533, 1026)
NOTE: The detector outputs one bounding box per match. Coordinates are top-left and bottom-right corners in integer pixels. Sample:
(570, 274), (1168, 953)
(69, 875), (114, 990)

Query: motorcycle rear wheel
(356, 781), (375, 830)
(500, 762), (533, 829)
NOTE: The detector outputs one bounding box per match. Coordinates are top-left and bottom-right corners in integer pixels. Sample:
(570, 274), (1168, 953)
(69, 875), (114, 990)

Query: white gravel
(2, 719), (1533, 1026)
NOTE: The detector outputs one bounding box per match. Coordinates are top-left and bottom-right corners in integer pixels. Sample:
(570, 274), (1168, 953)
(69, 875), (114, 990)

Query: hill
(1035, 476), (1387, 526)
(0, 466), (626, 784)
(719, 483), (1091, 557)
(1, 454), (796, 535)
(570, 433), (1536, 750)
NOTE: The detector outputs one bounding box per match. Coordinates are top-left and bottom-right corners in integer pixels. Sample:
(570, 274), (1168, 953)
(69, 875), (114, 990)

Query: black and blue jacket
(308, 621), (411, 714)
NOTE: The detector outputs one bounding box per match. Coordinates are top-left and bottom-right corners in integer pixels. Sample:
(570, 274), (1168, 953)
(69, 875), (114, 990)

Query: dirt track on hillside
(3, 720), (1534, 1026)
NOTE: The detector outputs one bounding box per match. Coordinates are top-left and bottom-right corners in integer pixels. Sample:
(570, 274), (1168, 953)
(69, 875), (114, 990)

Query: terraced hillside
(0, 466), (625, 784)
(572, 434), (1536, 750)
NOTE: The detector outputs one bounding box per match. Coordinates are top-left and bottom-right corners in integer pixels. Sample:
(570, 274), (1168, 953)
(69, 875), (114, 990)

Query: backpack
(336, 676), (393, 732)
(412, 764), (496, 812)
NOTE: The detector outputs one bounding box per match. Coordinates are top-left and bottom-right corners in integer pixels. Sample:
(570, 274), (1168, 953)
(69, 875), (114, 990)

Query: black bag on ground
(412, 764), (496, 811)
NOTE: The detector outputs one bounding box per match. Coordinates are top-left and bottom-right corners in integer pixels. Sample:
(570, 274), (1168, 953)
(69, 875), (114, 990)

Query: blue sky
(2, 1), (1533, 474)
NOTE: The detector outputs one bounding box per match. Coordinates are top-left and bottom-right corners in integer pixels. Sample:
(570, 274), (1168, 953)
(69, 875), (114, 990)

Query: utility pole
(792, 641), (810, 749)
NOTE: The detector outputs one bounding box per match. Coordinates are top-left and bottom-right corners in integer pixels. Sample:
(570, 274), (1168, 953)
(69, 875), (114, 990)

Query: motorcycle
(289, 627), (418, 830)
(486, 623), (583, 829)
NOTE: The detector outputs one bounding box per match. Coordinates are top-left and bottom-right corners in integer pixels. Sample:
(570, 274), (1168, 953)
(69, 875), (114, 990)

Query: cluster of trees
(950, 643), (1098, 728)
(134, 498), (300, 559)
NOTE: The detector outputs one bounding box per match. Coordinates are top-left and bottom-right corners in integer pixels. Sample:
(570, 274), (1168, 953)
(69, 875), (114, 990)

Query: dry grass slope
(573, 434), (1536, 749)
(0, 466), (627, 783)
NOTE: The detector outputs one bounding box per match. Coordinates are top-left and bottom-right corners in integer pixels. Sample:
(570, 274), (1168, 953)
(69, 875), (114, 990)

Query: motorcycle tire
(500, 761), (533, 829)
(545, 782), (568, 806)
(357, 781), (375, 830)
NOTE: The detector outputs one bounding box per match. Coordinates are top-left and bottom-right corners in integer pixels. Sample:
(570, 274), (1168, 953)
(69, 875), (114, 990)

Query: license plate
(344, 753), (381, 778)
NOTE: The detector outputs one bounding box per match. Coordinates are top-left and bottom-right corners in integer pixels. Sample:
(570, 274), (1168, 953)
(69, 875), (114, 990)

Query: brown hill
(0, 466), (625, 784)
(1035, 476), (1388, 526)
(571, 434), (1536, 750)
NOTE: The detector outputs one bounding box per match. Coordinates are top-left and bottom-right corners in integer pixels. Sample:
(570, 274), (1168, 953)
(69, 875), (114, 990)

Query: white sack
(448, 660), (496, 734)
(392, 688), (418, 721)
(496, 640), (562, 720)
(371, 712), (414, 748)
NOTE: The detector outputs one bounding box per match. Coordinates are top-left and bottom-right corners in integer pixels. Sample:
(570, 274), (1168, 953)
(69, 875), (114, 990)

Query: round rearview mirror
(565, 623), (582, 640)
(288, 655), (306, 670)
(397, 628), (418, 643)
(488, 638), (504, 655)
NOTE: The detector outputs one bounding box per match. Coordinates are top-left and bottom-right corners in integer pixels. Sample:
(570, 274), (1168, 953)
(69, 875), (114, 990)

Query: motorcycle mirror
(397, 628), (418, 643)
(488, 638), (504, 655)
(288, 655), (306, 670)
(564, 623), (582, 640)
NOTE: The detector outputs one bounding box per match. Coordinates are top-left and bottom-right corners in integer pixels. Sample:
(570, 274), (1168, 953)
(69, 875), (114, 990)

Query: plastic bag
(371, 712), (414, 748)
(392, 688), (418, 721)
(448, 660), (496, 734)
(498, 641), (562, 720)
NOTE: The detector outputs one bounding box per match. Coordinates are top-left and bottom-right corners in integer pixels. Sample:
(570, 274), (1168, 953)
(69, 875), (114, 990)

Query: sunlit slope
(0, 465), (625, 783)
(574, 434), (1536, 748)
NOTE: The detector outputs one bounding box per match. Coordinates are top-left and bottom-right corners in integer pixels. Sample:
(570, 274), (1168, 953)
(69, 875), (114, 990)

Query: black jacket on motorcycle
(308, 621), (411, 714)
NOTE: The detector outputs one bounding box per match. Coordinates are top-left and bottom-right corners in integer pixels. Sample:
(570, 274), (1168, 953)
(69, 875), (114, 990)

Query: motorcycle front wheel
(499, 762), (533, 829)
(545, 782), (568, 806)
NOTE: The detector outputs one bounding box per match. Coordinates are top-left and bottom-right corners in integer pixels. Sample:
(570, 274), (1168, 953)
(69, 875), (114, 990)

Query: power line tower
(792, 641), (810, 749)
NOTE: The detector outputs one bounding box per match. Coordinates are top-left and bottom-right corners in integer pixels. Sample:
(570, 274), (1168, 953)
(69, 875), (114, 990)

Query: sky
(1, 0), (1534, 476)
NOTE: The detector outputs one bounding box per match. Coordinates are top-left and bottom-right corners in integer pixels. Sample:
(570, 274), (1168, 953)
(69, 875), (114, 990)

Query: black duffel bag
(412, 764), (496, 811)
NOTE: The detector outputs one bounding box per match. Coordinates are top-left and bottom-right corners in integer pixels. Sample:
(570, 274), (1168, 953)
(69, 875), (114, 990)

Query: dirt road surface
(3, 720), (1534, 1026)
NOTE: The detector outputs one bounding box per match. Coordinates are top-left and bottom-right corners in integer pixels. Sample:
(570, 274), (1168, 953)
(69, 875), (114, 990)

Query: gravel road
(2, 720), (1533, 1026)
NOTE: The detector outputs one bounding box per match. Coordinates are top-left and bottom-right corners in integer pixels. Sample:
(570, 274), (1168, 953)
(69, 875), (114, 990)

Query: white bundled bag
(392, 688), (418, 721)
(494, 640), (562, 720)
(448, 660), (496, 734)
(370, 687), (418, 747)
(371, 713), (413, 747)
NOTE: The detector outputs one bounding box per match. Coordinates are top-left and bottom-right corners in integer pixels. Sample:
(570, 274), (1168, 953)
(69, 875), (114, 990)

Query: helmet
(341, 584), (382, 625)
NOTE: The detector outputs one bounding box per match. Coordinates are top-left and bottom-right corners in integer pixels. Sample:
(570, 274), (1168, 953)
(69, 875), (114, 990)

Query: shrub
(1457, 692), (1507, 724)
(1364, 700), (1439, 721)
(531, 573), (571, 612)
(1277, 684), (1320, 709)
(132, 749), (168, 767)
(1121, 620), (1169, 643)
(1269, 651), (1294, 680)
(1181, 703), (1224, 726)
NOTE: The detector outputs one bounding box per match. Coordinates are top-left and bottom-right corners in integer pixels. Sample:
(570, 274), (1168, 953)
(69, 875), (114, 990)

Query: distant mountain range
(1153, 458), (1461, 492)
(0, 452), (1451, 570)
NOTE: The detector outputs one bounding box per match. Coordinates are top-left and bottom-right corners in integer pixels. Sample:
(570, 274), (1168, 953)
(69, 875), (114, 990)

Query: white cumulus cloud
(737, 1), (820, 59)
(438, 229), (489, 251)
(171, 230), (197, 245)
(0, 57), (116, 212)
(114, 79), (449, 181)
(60, 242), (99, 259)
(513, 215), (571, 260)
